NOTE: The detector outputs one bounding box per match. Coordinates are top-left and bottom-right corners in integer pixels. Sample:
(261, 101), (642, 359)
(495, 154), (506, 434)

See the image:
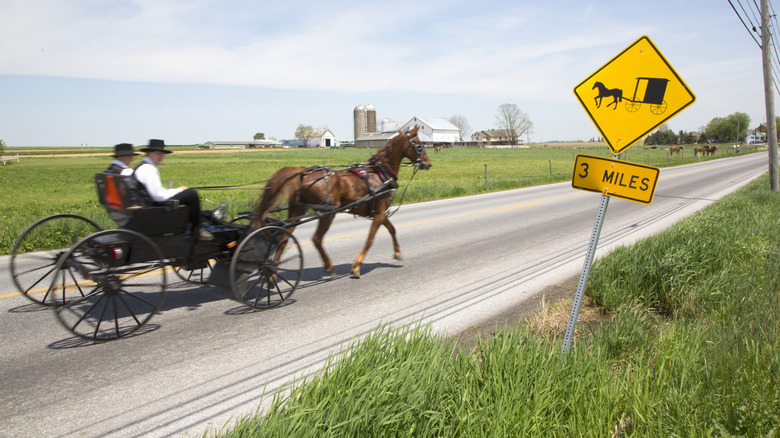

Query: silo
(353, 105), (366, 141)
(365, 104), (377, 133)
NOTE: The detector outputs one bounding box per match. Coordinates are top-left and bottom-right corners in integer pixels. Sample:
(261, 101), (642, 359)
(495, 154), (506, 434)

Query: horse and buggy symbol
(9, 127), (431, 342)
(592, 77), (670, 115)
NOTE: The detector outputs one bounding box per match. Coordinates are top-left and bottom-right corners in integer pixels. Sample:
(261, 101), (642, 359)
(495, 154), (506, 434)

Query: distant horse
(693, 146), (708, 157)
(669, 145), (684, 156)
(705, 145), (719, 156)
(592, 81), (623, 110)
(434, 145), (442, 153)
(251, 126), (432, 278)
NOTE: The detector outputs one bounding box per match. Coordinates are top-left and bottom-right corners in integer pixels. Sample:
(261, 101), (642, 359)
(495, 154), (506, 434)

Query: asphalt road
(0, 152), (767, 437)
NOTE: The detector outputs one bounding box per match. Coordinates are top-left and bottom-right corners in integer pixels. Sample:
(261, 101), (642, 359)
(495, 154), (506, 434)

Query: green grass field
(0, 143), (758, 254)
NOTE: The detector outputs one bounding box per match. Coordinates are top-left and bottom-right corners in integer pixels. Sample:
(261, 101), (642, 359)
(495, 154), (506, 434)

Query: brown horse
(693, 146), (708, 157)
(706, 145), (719, 156)
(669, 145), (684, 156)
(251, 126), (432, 278)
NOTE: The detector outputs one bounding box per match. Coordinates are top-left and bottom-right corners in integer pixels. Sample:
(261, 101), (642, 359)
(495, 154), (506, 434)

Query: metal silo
(353, 105), (366, 141)
(365, 104), (377, 133)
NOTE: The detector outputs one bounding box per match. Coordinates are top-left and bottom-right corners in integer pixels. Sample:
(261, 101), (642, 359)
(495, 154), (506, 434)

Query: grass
(0, 143), (757, 254)
(207, 174), (779, 437)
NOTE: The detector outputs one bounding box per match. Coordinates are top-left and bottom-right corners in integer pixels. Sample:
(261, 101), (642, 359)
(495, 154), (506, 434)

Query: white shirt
(133, 157), (184, 202)
(110, 159), (134, 176)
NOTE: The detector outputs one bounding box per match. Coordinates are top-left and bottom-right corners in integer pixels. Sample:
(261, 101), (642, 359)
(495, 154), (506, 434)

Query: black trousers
(170, 188), (201, 227)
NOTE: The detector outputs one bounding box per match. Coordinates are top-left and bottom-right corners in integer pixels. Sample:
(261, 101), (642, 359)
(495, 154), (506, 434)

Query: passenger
(133, 139), (212, 240)
(105, 143), (138, 175)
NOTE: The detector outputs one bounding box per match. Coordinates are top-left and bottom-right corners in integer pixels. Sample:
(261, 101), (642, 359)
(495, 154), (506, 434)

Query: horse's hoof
(394, 252), (403, 261)
(350, 267), (361, 278)
(324, 266), (335, 276)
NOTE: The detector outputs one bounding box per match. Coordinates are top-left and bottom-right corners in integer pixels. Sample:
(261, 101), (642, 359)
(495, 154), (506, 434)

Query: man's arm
(134, 163), (183, 202)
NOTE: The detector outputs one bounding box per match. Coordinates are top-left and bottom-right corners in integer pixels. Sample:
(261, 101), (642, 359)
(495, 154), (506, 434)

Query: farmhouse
(471, 129), (520, 146)
(745, 128), (766, 144)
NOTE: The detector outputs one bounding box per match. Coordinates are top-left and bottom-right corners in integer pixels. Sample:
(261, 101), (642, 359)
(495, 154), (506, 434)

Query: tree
(644, 124), (678, 146)
(253, 132), (265, 140)
(704, 112), (750, 142)
(447, 115), (471, 141)
(0, 139), (6, 157)
(294, 124), (315, 146)
(495, 104), (533, 145)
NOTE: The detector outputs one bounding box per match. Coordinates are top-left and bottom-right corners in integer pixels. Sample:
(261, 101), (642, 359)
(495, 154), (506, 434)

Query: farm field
(0, 143), (757, 255)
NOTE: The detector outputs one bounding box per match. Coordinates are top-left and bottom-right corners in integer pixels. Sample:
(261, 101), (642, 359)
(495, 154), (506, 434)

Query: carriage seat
(95, 172), (190, 236)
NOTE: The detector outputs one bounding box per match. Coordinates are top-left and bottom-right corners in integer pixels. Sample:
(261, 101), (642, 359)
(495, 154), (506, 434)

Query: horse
(434, 145), (442, 153)
(669, 145), (684, 156)
(592, 81), (623, 110)
(251, 125), (432, 278)
(706, 145), (719, 156)
(693, 146), (708, 157)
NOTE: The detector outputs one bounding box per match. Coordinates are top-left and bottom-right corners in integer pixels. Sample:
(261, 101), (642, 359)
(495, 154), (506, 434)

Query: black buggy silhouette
(593, 77), (669, 115)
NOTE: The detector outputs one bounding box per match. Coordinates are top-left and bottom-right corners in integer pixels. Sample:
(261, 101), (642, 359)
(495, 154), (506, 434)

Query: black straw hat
(113, 143), (138, 157)
(140, 139), (173, 154)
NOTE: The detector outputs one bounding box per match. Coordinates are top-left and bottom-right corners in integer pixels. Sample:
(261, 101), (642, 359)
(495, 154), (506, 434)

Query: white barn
(308, 129), (337, 148)
(399, 117), (460, 144)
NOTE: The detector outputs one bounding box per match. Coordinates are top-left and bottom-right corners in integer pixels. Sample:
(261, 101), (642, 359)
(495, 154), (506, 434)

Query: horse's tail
(251, 167), (304, 229)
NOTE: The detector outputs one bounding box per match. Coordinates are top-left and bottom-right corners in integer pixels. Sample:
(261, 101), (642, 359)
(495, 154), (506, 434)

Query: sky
(0, 0), (775, 147)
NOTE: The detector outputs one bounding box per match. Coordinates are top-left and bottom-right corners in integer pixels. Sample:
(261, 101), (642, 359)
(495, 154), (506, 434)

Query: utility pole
(761, 0), (779, 191)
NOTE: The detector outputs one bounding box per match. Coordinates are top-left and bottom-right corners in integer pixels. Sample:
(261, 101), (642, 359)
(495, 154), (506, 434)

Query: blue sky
(0, 0), (773, 146)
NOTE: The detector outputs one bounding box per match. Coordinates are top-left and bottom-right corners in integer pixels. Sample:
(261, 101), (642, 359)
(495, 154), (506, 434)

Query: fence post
(484, 164), (487, 184)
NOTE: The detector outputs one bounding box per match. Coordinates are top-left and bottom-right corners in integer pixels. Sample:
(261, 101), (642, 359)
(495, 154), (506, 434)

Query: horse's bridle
(405, 132), (427, 165)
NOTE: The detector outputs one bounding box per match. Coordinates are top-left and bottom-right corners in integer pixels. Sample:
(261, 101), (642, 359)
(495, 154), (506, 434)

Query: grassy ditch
(209, 174), (779, 437)
(0, 144), (755, 255)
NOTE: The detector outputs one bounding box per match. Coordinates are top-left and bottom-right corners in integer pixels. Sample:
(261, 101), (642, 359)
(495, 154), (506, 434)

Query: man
(105, 143), (137, 175)
(133, 139), (211, 240)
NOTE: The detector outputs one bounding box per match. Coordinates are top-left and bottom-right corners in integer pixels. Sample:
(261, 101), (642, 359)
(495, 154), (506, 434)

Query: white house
(745, 129), (766, 144)
(399, 117), (460, 144)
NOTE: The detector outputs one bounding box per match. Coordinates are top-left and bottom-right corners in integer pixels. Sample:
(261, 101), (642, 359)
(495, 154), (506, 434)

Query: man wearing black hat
(134, 139), (211, 240)
(106, 143), (138, 175)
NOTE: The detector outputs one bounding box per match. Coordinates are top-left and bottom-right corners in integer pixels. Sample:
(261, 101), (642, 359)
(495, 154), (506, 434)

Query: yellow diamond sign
(573, 35), (696, 155)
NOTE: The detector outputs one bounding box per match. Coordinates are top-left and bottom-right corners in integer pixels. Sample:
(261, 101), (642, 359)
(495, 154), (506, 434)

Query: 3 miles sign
(572, 154), (660, 204)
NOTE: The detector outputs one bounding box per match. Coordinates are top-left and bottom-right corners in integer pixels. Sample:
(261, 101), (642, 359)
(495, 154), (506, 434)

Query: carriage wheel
(10, 214), (102, 307)
(53, 229), (167, 342)
(230, 226), (303, 310)
(625, 101), (641, 112)
(650, 100), (667, 115)
(174, 258), (216, 285)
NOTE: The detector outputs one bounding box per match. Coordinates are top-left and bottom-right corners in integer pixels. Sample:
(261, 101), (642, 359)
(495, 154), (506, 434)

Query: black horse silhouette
(592, 81), (623, 110)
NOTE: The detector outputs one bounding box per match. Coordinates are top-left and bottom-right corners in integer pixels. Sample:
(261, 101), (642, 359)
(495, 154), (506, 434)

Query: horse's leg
(383, 216), (402, 261)
(594, 96), (601, 108)
(312, 214), (337, 275)
(351, 213), (385, 278)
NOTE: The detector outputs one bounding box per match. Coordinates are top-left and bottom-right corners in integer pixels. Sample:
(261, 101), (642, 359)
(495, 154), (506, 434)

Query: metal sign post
(561, 161), (613, 358)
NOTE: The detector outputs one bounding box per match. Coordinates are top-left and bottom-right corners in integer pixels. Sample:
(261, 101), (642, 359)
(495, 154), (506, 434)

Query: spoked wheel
(10, 214), (102, 306)
(230, 226), (303, 309)
(174, 258), (216, 285)
(625, 101), (641, 112)
(54, 229), (167, 342)
(649, 100), (667, 115)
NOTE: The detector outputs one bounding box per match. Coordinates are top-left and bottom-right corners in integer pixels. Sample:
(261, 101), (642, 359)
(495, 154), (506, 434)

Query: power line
(729, 0), (780, 90)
